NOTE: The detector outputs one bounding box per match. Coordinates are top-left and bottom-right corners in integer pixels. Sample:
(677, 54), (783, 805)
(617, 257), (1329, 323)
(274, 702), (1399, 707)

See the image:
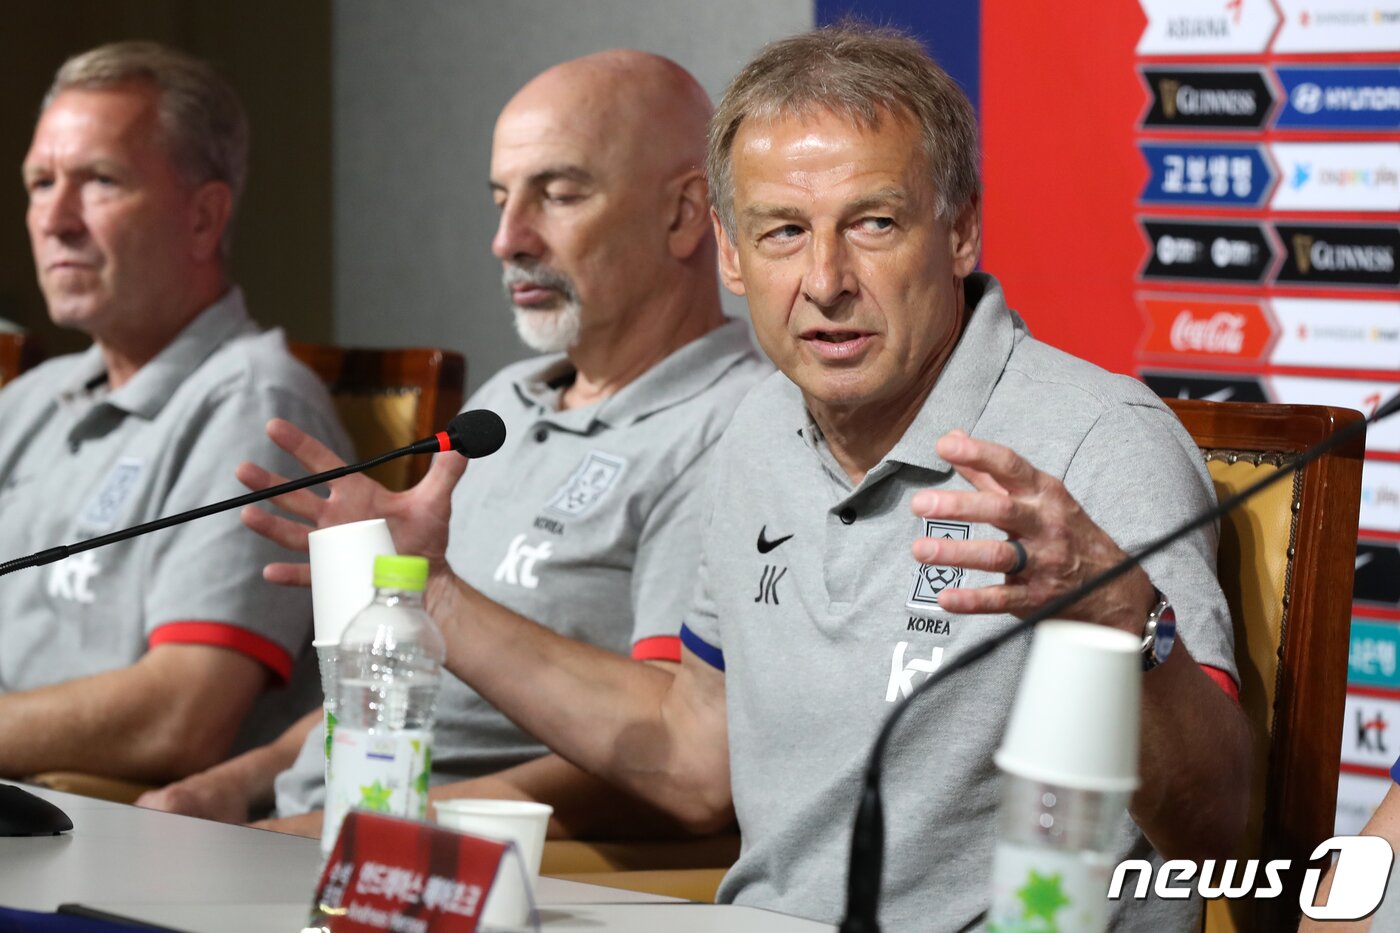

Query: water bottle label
(989, 842), (1112, 933)
(321, 726), (433, 856)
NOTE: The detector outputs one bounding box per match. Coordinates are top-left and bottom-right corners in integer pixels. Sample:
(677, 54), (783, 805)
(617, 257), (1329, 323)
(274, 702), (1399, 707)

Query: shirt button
(839, 507), (857, 525)
(534, 428), (548, 443)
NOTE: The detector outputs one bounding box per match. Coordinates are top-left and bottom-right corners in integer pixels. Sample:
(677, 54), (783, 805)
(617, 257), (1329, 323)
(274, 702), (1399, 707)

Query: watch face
(1155, 606), (1178, 663)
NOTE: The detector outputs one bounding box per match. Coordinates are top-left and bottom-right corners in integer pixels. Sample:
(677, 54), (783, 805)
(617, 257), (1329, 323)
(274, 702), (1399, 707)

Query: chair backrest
(288, 343), (466, 492)
(1165, 399), (1364, 933)
(0, 333), (43, 389)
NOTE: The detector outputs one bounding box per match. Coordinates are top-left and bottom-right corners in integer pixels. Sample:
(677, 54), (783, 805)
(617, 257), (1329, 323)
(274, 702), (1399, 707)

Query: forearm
(1130, 638), (1250, 860)
(0, 645), (265, 782)
(429, 754), (703, 841)
(202, 708), (321, 812)
(429, 574), (728, 828)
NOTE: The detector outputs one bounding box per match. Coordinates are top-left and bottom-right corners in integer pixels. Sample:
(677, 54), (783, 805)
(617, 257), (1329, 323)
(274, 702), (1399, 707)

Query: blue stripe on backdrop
(814, 0), (981, 114)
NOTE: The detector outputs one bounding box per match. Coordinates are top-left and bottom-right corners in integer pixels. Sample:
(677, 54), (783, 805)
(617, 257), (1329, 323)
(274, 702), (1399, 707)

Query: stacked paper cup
(988, 621), (1141, 933)
(308, 518), (397, 784)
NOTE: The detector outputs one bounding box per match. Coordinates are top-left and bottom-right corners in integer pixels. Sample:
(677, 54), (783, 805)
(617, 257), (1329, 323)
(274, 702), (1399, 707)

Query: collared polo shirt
(273, 318), (769, 814)
(681, 274), (1236, 931)
(0, 288), (351, 754)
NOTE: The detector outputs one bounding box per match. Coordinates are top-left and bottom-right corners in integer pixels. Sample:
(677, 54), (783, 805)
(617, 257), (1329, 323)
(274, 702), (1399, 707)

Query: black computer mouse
(0, 783), (73, 835)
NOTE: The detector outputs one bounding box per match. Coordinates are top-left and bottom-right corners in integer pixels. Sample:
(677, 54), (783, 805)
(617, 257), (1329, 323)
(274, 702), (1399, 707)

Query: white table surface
(1, 784), (835, 932)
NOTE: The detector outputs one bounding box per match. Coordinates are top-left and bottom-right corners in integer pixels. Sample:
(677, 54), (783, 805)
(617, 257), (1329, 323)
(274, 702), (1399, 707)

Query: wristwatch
(1141, 591), (1177, 673)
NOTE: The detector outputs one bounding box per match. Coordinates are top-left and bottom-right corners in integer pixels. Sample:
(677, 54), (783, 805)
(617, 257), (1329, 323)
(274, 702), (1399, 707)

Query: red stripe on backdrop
(1355, 606), (1400, 623)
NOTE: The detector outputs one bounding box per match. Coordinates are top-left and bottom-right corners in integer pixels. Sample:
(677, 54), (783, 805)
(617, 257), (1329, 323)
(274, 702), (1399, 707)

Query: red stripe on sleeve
(632, 635), (682, 663)
(148, 622), (294, 684)
(1200, 664), (1240, 704)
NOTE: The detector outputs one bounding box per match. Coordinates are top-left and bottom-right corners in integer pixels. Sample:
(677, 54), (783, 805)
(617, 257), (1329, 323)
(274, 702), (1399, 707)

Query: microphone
(839, 392), (1399, 933)
(0, 409), (507, 579)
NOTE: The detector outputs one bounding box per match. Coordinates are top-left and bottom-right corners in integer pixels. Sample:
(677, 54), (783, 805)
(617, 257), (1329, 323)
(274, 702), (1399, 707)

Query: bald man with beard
(137, 50), (768, 837)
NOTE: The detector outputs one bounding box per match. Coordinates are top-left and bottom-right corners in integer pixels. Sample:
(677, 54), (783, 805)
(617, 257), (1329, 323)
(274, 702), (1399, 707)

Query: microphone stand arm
(0, 443), (427, 579)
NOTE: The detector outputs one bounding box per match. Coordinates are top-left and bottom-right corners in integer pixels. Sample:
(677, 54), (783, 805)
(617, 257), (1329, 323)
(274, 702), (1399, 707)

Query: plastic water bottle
(321, 554), (446, 855)
(986, 622), (1141, 933)
(987, 774), (1128, 933)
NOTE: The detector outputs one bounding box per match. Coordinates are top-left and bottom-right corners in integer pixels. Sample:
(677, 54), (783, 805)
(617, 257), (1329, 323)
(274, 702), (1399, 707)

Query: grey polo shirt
(274, 319), (769, 815)
(681, 274), (1236, 932)
(0, 288), (351, 755)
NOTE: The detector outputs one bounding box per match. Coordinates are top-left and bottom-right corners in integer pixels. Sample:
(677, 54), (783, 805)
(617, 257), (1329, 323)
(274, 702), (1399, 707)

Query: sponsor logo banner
(1341, 690), (1400, 770)
(1140, 296), (1274, 361)
(1142, 370), (1268, 403)
(1140, 67), (1274, 129)
(1350, 619), (1400, 689)
(1361, 461), (1400, 534)
(1140, 219), (1274, 283)
(1274, 223), (1400, 289)
(1355, 540), (1400, 608)
(1335, 772), (1391, 836)
(1275, 66), (1400, 131)
(1267, 376), (1400, 454)
(1269, 298), (1400, 371)
(1270, 142), (1400, 213)
(1137, 0), (1279, 55)
(1274, 0), (1400, 54)
(1141, 143), (1274, 208)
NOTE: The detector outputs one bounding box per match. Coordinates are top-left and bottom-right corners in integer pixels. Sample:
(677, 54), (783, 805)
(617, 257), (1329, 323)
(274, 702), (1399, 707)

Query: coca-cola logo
(1139, 297), (1273, 361)
(1170, 310), (1247, 354)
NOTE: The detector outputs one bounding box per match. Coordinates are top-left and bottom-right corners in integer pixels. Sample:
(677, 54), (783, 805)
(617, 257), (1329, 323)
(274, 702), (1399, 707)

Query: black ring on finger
(1006, 539), (1028, 576)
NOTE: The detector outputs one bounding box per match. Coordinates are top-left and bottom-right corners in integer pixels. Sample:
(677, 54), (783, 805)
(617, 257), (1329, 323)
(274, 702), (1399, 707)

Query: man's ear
(712, 208), (746, 296)
(949, 195), (982, 278)
(189, 180), (233, 263)
(667, 171), (712, 261)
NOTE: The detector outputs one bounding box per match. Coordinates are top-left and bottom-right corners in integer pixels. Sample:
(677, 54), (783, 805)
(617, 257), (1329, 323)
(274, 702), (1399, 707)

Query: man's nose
(491, 200), (545, 261)
(32, 179), (85, 240)
(801, 231), (858, 309)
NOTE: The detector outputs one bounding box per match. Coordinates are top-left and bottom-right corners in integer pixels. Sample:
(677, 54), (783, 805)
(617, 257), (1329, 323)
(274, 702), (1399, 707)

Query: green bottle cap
(372, 554), (428, 591)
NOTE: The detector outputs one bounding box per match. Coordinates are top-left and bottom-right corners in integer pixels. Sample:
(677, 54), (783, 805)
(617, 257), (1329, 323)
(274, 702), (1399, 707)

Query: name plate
(310, 810), (508, 932)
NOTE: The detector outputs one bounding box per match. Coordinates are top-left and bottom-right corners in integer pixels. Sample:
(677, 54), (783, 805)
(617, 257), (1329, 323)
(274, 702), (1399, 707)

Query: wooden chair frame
(289, 342), (466, 489)
(1166, 399), (1364, 931)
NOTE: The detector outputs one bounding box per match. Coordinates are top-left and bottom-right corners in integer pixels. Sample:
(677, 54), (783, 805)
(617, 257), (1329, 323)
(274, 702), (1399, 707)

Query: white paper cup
(995, 621), (1142, 792)
(433, 799), (553, 930)
(308, 518), (396, 645)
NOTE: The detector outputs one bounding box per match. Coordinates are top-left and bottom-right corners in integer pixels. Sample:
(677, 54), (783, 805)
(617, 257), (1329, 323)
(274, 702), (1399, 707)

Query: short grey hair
(42, 41), (249, 256)
(707, 23), (980, 239)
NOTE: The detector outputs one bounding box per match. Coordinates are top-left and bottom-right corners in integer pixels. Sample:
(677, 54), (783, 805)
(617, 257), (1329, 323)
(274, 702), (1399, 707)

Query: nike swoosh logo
(757, 525), (794, 554)
(1357, 552), (1375, 571)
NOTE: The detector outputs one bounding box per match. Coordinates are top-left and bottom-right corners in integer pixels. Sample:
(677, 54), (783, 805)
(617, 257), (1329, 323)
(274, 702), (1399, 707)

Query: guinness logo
(1140, 67), (1273, 130)
(1276, 223), (1400, 288)
(1292, 234), (1315, 274)
(1160, 79), (1179, 119)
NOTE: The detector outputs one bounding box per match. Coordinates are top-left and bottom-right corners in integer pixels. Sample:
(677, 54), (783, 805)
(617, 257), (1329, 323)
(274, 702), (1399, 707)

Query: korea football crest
(907, 519), (970, 612)
(544, 451), (627, 518)
(78, 457), (145, 533)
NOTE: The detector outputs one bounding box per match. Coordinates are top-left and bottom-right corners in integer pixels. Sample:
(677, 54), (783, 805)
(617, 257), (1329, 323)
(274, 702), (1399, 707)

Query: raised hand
(237, 418), (469, 586)
(910, 429), (1155, 632)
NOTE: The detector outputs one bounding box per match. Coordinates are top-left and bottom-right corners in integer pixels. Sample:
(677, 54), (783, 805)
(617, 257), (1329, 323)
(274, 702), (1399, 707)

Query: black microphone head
(446, 409), (507, 458)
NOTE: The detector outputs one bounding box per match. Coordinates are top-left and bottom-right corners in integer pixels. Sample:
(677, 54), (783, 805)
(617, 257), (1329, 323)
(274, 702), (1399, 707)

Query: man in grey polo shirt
(0, 42), (346, 783)
(144, 50), (768, 834)
(363, 25), (1252, 931)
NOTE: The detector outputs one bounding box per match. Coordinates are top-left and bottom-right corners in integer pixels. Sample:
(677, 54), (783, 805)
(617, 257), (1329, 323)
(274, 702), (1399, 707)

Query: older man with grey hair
(0, 41), (346, 784)
(259, 24), (1248, 931)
